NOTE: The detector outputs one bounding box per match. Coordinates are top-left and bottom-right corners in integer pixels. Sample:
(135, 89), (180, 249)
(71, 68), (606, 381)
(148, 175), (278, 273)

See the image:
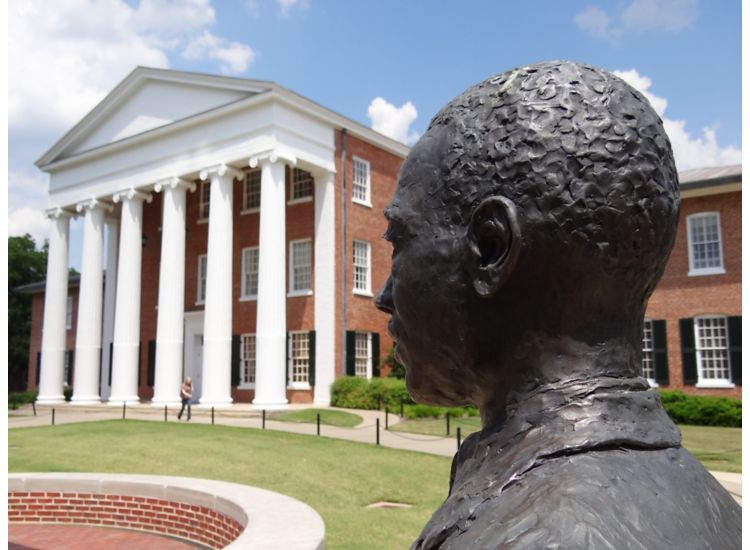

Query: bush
(659, 391), (741, 427)
(383, 347), (405, 379)
(404, 404), (445, 419)
(9, 390), (37, 410)
(331, 376), (414, 410)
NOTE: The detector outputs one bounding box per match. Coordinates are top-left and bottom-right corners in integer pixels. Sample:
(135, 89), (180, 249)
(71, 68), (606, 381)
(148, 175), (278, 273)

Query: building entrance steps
(10, 402), (741, 505)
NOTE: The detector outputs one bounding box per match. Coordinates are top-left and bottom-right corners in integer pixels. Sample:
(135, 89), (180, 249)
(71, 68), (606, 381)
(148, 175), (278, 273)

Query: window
(695, 316), (731, 385)
(63, 351), (72, 388)
(199, 181), (210, 220)
(687, 213), (724, 275)
(352, 157), (371, 205)
(289, 332), (310, 385)
(290, 168), (314, 202)
(243, 169), (261, 212)
(66, 296), (73, 330)
(353, 240), (371, 294)
(241, 247), (259, 299)
(240, 334), (256, 386)
(197, 254), (207, 304)
(355, 332), (372, 379)
(289, 239), (313, 294)
(641, 319), (656, 383)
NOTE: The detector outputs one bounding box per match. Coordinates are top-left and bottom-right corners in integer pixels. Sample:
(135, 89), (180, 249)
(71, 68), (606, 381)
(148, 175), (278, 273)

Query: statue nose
(375, 277), (394, 314)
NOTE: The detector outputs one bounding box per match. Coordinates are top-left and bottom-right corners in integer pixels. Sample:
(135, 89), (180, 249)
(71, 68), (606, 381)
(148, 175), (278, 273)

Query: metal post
(164, 405), (168, 422)
(122, 402), (126, 420)
(317, 413), (321, 436)
(52, 408), (55, 426)
(446, 414), (450, 436)
(385, 407), (389, 430)
(376, 418), (380, 445)
(457, 427), (462, 450)
(32, 402), (37, 416)
(262, 409), (266, 430)
(211, 406), (215, 425)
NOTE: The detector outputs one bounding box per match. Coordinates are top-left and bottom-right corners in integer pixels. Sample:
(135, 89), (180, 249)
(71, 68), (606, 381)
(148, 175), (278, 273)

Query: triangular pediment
(39, 67), (274, 166)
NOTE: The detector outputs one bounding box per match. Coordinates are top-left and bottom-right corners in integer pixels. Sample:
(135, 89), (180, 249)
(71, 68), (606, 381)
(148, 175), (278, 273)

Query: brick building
(24, 67), (406, 408)
(21, 67), (742, 405)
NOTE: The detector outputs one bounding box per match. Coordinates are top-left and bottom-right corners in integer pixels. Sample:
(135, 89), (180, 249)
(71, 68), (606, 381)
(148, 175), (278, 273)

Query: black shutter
(231, 335), (241, 387)
(345, 331), (356, 376)
(652, 320), (669, 385)
(308, 330), (316, 386)
(371, 333), (381, 378)
(108, 342), (114, 387)
(285, 332), (290, 387)
(728, 316), (741, 384)
(35, 352), (41, 386)
(679, 318), (698, 385)
(137, 342), (142, 387)
(67, 350), (74, 386)
(147, 340), (156, 387)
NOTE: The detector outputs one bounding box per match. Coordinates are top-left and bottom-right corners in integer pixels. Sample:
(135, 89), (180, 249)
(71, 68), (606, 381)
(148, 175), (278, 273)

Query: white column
(199, 164), (242, 407)
(109, 189), (151, 404)
(101, 217), (119, 401)
(71, 199), (111, 404)
(253, 157), (289, 409)
(152, 178), (195, 406)
(37, 208), (72, 404)
(313, 171), (336, 405)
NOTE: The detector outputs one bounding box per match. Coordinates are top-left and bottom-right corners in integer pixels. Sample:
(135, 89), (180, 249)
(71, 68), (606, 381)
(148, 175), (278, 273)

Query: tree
(9, 234), (48, 392)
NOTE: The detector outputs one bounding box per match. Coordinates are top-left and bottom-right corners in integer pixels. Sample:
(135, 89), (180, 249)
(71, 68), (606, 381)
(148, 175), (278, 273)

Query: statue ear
(468, 196), (521, 297)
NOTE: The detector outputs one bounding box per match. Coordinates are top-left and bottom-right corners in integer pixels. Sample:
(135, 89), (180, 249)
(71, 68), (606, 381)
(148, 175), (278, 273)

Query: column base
(35, 395), (66, 405)
(70, 396), (102, 405)
(106, 396), (141, 405)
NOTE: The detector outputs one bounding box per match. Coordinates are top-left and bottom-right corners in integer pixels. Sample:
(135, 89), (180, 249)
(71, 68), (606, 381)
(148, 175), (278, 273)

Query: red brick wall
(8, 491), (243, 548)
(138, 193), (163, 400)
(646, 190), (741, 398)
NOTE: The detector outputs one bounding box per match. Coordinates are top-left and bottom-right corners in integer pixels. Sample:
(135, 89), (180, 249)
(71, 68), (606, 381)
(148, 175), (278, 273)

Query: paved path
(9, 402), (741, 504)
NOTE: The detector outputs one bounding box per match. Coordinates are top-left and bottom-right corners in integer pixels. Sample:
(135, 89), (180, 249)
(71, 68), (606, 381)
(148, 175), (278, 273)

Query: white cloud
(367, 97), (420, 145)
(182, 31), (256, 75)
(575, 0), (697, 41)
(613, 69), (741, 171)
(8, 207), (50, 244)
(277, 0), (308, 16)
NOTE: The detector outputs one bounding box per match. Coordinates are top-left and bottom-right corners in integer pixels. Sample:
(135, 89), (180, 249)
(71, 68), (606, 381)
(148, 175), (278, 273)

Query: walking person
(177, 377), (193, 421)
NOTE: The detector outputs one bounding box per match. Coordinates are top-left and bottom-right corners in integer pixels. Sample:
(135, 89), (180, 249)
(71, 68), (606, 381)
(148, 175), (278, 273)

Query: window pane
(354, 332), (370, 378)
(291, 332), (309, 383)
(689, 214), (722, 270)
(200, 182), (210, 219)
(695, 317), (730, 381)
(241, 334), (256, 384)
(242, 247), (259, 296)
(244, 169), (261, 210)
(292, 168), (313, 200)
(199, 255), (207, 302)
(353, 240), (370, 291)
(353, 159), (369, 202)
(291, 241), (312, 292)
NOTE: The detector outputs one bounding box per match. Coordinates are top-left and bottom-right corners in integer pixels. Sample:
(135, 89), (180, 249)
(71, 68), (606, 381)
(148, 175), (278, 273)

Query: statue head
(375, 61), (679, 411)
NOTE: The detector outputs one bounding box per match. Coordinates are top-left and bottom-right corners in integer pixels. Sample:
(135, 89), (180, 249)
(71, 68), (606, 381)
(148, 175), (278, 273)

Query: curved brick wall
(9, 473), (326, 550)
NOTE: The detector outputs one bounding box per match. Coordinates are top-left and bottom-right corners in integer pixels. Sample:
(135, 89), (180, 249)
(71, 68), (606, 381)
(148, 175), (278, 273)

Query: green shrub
(9, 390), (37, 410)
(383, 347), (405, 379)
(331, 376), (414, 410)
(404, 404), (445, 419)
(659, 391), (741, 427)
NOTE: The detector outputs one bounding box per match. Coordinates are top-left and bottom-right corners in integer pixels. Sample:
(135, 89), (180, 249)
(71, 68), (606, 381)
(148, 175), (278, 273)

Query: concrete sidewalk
(9, 402), (741, 504)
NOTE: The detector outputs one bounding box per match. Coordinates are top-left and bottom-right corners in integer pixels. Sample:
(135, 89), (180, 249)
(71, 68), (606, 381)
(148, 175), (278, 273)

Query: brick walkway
(8, 524), (204, 550)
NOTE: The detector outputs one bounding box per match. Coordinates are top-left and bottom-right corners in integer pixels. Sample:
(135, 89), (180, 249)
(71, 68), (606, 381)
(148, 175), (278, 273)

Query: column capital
(199, 164), (244, 182)
(248, 147), (297, 169)
(75, 198), (114, 214)
(154, 177), (196, 194)
(45, 206), (75, 219)
(112, 188), (153, 204)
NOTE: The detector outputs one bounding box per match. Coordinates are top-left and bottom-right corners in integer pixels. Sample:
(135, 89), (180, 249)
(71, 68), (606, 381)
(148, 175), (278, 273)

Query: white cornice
(680, 182), (741, 199)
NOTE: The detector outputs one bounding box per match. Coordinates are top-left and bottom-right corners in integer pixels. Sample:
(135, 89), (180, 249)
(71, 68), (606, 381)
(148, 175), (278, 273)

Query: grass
(9, 421), (449, 549)
(270, 408), (362, 427)
(392, 417), (742, 473)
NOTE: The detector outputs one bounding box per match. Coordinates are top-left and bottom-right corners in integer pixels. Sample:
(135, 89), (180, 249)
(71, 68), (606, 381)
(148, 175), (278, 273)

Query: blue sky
(8, 0), (742, 269)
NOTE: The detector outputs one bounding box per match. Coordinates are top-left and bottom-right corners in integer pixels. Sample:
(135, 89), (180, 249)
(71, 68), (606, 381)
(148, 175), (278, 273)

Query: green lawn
(392, 417), (742, 473)
(9, 421), (449, 549)
(270, 408), (362, 427)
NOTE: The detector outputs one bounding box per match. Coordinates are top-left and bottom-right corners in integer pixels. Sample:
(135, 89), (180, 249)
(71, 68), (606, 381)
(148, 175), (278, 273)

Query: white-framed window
(355, 332), (372, 379)
(240, 334), (256, 387)
(288, 331), (310, 386)
(241, 247), (259, 299)
(641, 319), (656, 385)
(66, 296), (73, 330)
(199, 181), (210, 221)
(63, 350), (71, 388)
(289, 239), (313, 295)
(197, 254), (208, 304)
(352, 157), (371, 206)
(687, 212), (725, 276)
(353, 240), (371, 295)
(290, 168), (314, 203)
(694, 316), (733, 388)
(243, 169), (261, 212)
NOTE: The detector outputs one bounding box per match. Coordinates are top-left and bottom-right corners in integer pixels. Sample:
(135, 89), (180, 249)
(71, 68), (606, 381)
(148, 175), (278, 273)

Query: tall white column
(253, 157), (289, 409)
(313, 171), (336, 405)
(37, 208), (72, 404)
(152, 178), (195, 406)
(199, 164), (242, 407)
(72, 199), (110, 404)
(101, 217), (119, 401)
(109, 189), (151, 404)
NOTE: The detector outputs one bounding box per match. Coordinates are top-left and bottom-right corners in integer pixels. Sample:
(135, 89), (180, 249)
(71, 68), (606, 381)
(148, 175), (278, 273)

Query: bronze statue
(375, 61), (741, 549)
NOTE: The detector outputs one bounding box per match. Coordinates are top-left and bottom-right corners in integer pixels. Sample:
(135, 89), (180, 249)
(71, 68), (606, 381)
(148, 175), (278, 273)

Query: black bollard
(376, 418), (380, 445)
(211, 406), (215, 425)
(446, 414), (451, 436)
(52, 408), (55, 426)
(32, 402), (37, 416)
(317, 413), (321, 436)
(385, 406), (389, 430)
(122, 402), (126, 420)
(262, 409), (266, 430)
(164, 405), (168, 422)
(457, 427), (462, 450)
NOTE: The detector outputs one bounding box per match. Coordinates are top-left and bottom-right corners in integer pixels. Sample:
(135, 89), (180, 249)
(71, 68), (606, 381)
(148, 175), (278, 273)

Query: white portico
(34, 67), (346, 408)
